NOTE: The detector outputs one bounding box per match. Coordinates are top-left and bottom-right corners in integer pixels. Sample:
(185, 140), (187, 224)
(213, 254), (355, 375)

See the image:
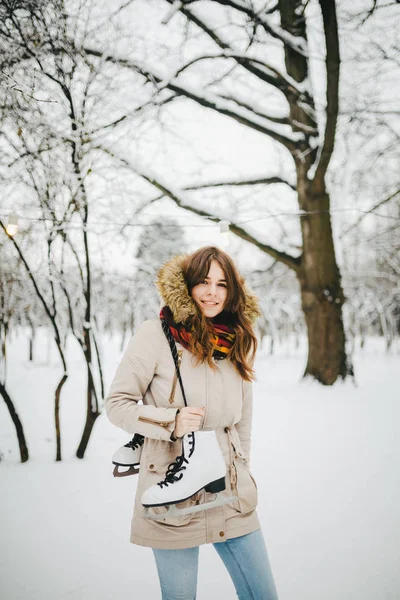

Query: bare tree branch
(81, 45), (301, 152)
(341, 188), (400, 238)
(217, 93), (290, 125)
(173, 2), (315, 117)
(194, 0), (309, 56)
(184, 176), (296, 191)
(93, 144), (301, 272)
(311, 0), (340, 190)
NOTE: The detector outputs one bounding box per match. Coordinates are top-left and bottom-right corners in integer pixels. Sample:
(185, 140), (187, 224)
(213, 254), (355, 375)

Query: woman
(106, 246), (279, 600)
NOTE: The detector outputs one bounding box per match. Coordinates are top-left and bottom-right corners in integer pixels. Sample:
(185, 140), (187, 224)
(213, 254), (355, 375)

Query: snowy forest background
(0, 1), (399, 599)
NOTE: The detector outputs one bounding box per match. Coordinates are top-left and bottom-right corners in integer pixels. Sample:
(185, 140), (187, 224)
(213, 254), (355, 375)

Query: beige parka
(105, 254), (261, 549)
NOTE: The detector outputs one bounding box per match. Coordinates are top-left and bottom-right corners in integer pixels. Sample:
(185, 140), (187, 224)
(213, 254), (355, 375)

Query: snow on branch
(165, 77), (304, 149)
(184, 176), (296, 191)
(208, 0), (309, 57)
(162, 1), (184, 24)
(94, 145), (301, 272)
(174, 50), (311, 97)
(168, 79), (304, 147)
(82, 45), (304, 151)
(217, 93), (289, 125)
(169, 3), (316, 129)
(309, 0), (340, 188)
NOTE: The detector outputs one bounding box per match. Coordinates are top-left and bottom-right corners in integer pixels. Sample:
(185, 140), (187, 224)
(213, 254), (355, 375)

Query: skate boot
(142, 430), (237, 519)
(112, 433), (144, 477)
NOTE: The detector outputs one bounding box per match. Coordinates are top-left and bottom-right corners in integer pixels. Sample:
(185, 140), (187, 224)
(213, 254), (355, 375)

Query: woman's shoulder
(123, 319), (165, 355)
(131, 318), (165, 343)
(136, 318), (163, 333)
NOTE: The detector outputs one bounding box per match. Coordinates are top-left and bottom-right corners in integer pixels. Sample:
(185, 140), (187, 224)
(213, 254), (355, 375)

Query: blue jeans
(152, 529), (279, 600)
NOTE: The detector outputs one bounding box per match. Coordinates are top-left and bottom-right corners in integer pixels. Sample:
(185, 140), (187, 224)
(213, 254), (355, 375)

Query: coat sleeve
(105, 320), (178, 441)
(234, 380), (253, 462)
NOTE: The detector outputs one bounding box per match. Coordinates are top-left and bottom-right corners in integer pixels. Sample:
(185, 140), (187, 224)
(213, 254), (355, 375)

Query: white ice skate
(142, 430), (237, 519)
(112, 433), (144, 477)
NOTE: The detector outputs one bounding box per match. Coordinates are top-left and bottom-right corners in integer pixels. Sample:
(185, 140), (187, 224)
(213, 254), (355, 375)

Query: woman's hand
(173, 406), (205, 438)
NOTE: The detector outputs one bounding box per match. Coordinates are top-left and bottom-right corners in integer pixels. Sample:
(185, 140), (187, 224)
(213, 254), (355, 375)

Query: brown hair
(182, 246), (258, 382)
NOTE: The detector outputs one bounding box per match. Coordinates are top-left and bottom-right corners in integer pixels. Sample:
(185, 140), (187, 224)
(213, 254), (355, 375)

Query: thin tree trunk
(0, 321), (7, 383)
(75, 332), (101, 458)
(76, 356), (100, 458)
(54, 337), (68, 461)
(76, 410), (99, 458)
(27, 316), (36, 362)
(0, 380), (29, 462)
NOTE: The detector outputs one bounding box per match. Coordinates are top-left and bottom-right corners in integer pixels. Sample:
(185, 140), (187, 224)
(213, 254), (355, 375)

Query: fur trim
(156, 254), (261, 324)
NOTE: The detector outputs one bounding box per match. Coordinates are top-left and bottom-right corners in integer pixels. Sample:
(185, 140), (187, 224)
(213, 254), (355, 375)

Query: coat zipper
(168, 350), (183, 404)
(138, 416), (173, 428)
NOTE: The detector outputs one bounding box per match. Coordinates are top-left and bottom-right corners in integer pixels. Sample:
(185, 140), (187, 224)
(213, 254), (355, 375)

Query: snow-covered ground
(1, 331), (399, 600)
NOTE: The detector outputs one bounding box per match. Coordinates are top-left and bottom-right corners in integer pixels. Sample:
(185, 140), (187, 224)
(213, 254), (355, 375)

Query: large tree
(81, 0), (349, 384)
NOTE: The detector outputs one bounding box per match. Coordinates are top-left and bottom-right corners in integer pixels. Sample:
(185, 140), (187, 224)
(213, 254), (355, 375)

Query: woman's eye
(199, 280), (226, 287)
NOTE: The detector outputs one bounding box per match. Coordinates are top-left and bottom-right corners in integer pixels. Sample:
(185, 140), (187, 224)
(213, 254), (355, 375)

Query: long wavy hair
(181, 246), (258, 382)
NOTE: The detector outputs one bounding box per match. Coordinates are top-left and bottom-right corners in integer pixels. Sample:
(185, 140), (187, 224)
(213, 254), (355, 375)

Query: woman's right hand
(173, 406), (205, 438)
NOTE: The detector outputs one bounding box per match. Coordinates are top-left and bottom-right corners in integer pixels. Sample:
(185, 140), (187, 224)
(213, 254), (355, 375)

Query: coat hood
(156, 254), (261, 324)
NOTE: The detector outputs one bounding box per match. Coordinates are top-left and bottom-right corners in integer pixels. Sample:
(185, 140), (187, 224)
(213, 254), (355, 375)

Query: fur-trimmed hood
(156, 254), (261, 324)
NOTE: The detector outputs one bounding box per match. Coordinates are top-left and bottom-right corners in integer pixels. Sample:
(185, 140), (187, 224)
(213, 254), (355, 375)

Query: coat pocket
(232, 457), (258, 514)
(142, 451), (198, 526)
(228, 432), (258, 515)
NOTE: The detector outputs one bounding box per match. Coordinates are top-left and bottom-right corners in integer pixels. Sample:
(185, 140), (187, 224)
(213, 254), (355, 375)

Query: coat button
(149, 464), (154, 469)
(219, 531), (225, 537)
(224, 427), (229, 433)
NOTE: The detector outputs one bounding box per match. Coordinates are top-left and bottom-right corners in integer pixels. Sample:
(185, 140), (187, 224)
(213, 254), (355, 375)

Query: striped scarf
(160, 305), (236, 359)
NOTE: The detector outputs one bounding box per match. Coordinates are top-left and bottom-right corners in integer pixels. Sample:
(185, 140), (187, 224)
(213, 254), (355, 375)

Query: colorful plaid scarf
(160, 305), (236, 359)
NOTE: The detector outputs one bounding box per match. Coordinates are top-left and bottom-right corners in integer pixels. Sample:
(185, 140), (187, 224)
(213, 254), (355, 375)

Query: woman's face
(191, 259), (228, 318)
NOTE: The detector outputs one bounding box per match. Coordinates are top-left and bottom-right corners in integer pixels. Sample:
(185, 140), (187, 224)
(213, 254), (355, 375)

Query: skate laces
(156, 432), (195, 488)
(187, 432), (195, 458)
(157, 454), (188, 488)
(124, 434), (144, 450)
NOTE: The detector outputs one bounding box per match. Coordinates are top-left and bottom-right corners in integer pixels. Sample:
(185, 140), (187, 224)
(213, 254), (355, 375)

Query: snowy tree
(333, 0), (400, 352)
(0, 0), (129, 457)
(76, 0), (354, 384)
(133, 218), (188, 325)
(0, 245), (30, 462)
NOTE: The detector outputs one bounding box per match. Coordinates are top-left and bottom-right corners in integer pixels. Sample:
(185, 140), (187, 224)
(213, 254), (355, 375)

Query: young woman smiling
(106, 246), (279, 600)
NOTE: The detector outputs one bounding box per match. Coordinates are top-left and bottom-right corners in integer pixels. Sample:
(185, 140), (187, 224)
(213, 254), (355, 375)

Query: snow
(0, 332), (399, 600)
(161, 1), (183, 26)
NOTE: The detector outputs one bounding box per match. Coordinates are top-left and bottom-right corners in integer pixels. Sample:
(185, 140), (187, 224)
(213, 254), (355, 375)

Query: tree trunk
(76, 388), (100, 459)
(298, 187), (351, 384)
(0, 321), (7, 383)
(300, 282), (347, 383)
(76, 328), (100, 459)
(54, 371), (68, 461)
(0, 381), (29, 462)
(27, 317), (36, 362)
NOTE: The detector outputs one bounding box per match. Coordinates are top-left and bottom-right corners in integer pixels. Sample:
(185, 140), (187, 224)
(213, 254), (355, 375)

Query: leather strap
(161, 318), (188, 408)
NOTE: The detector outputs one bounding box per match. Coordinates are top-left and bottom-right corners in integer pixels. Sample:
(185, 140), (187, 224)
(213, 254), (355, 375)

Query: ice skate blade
(113, 464), (140, 478)
(143, 495), (238, 520)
